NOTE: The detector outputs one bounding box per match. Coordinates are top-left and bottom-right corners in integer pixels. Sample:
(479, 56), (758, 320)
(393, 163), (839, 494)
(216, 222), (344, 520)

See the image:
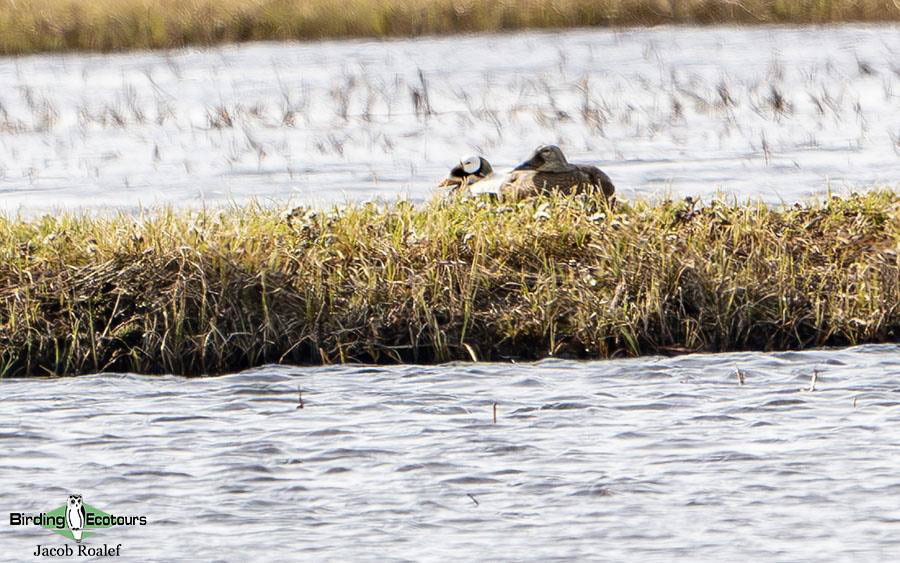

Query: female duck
(500, 145), (615, 201)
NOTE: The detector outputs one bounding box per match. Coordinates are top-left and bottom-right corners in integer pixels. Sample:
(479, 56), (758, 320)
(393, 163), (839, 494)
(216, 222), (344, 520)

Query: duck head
(513, 145), (569, 172)
(438, 155), (494, 191)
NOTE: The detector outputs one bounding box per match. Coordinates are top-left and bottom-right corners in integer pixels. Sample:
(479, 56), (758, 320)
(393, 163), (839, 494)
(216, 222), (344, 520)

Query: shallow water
(2, 344), (900, 560)
(1, 25), (899, 213)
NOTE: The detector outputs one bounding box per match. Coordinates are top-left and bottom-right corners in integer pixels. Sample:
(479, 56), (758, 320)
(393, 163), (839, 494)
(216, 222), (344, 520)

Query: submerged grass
(1, 190), (898, 377)
(2, 0), (900, 55)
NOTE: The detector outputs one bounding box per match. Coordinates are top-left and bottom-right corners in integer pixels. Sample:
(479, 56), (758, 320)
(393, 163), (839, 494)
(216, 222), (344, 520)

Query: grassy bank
(1, 190), (898, 377)
(2, 0), (900, 56)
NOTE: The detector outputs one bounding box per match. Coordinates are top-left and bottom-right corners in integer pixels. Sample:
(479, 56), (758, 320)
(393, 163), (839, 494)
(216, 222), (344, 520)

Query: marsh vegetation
(1, 191), (897, 377)
(1, 22), (898, 377)
(2, 0), (900, 55)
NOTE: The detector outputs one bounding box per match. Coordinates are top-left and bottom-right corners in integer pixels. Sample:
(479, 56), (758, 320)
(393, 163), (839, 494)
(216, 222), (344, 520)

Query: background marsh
(2, 0), (900, 55)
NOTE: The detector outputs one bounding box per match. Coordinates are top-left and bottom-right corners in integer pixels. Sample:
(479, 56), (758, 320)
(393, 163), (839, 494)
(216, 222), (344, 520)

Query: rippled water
(3, 344), (899, 560)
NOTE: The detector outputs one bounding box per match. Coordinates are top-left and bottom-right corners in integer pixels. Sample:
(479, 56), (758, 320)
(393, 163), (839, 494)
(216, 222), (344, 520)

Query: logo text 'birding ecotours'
(8, 494), (147, 556)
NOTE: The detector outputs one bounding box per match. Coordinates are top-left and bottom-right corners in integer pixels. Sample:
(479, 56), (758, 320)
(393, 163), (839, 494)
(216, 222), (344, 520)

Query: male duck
(437, 155), (494, 194)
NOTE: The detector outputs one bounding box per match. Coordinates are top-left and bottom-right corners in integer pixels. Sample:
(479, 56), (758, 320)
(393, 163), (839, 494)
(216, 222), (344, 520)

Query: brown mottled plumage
(500, 145), (615, 201)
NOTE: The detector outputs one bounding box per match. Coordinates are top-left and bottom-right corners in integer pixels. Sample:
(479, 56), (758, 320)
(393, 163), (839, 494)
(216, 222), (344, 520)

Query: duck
(437, 155), (495, 194)
(499, 145), (615, 201)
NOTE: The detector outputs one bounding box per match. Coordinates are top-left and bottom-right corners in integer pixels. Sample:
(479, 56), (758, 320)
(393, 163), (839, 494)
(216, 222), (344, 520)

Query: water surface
(1, 25), (899, 213)
(2, 344), (899, 560)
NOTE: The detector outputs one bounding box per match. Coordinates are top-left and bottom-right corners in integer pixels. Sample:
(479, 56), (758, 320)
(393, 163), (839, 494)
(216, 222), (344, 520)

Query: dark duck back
(501, 145), (615, 200)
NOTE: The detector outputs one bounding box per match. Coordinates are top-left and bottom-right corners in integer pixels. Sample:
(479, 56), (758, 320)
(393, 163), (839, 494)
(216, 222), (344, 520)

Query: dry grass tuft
(1, 190), (898, 377)
(1, 0), (899, 55)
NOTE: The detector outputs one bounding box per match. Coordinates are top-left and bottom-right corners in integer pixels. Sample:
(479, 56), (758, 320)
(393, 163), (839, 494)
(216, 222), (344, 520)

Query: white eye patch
(461, 156), (480, 174)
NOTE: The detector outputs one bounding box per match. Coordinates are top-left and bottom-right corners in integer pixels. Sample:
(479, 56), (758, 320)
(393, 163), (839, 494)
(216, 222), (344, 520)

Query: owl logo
(65, 494), (86, 542)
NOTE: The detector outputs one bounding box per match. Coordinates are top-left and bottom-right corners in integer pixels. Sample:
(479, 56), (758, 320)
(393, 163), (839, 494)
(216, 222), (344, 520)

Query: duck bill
(513, 155), (542, 171)
(438, 177), (463, 189)
(438, 163), (468, 189)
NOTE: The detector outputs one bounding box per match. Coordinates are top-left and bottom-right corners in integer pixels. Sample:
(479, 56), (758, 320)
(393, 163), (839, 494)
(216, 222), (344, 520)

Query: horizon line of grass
(2, 0), (900, 56)
(1, 189), (899, 377)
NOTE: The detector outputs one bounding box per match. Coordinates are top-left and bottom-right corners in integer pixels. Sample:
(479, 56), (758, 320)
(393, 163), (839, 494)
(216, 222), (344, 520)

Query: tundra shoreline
(2, 0), (900, 56)
(1, 190), (898, 377)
